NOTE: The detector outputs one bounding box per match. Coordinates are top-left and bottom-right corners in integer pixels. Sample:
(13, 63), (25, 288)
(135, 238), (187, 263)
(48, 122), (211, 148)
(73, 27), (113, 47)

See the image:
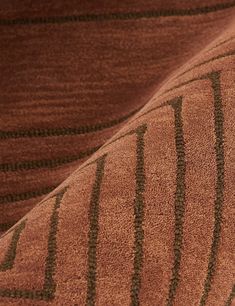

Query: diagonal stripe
(130, 124), (147, 306)
(174, 49), (235, 80)
(43, 188), (67, 299)
(159, 74), (211, 98)
(225, 285), (235, 306)
(0, 2), (235, 26)
(207, 36), (235, 52)
(199, 71), (225, 305)
(86, 155), (107, 306)
(0, 107), (141, 140)
(0, 188), (67, 300)
(0, 220), (26, 271)
(0, 146), (100, 172)
(0, 127), (138, 206)
(166, 97), (186, 306)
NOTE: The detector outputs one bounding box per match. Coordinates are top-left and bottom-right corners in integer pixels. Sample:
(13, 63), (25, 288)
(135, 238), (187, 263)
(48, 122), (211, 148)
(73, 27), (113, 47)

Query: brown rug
(0, 1), (234, 305)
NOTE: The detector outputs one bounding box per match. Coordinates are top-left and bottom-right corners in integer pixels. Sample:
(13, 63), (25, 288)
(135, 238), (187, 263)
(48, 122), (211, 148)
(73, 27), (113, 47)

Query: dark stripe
(166, 97), (186, 306)
(1, 127), (138, 206)
(153, 49), (235, 99)
(207, 36), (235, 52)
(43, 188), (67, 300)
(102, 129), (135, 150)
(0, 188), (67, 300)
(0, 71), (220, 206)
(0, 146), (100, 172)
(0, 2), (235, 26)
(159, 75), (207, 98)
(1, 49), (234, 143)
(86, 155), (106, 306)
(0, 223), (20, 240)
(199, 71), (225, 305)
(0, 185), (56, 204)
(130, 124), (147, 306)
(174, 49), (235, 80)
(128, 73), (209, 124)
(225, 285), (235, 306)
(0, 289), (44, 300)
(0, 222), (15, 233)
(0, 107), (141, 140)
(0, 220), (26, 271)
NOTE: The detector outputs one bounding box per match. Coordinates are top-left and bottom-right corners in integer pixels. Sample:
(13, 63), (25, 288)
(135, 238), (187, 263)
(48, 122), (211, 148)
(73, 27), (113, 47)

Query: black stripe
(0, 2), (235, 26)
(0, 186), (56, 204)
(86, 155), (106, 306)
(166, 97), (186, 306)
(130, 124), (147, 306)
(159, 75), (207, 98)
(207, 36), (235, 52)
(225, 285), (235, 306)
(43, 188), (67, 300)
(0, 188), (67, 300)
(0, 127), (139, 205)
(0, 146), (100, 172)
(1, 49), (234, 143)
(174, 49), (235, 80)
(0, 107), (141, 140)
(130, 73), (206, 122)
(148, 50), (235, 100)
(0, 220), (26, 271)
(199, 71), (225, 305)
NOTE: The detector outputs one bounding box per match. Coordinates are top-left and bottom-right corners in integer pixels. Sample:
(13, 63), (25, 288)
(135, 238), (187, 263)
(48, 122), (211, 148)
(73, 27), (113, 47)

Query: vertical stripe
(225, 285), (235, 306)
(0, 220), (26, 271)
(172, 86), (216, 305)
(130, 124), (147, 306)
(199, 71), (225, 305)
(86, 155), (107, 306)
(166, 96), (186, 306)
(43, 188), (67, 300)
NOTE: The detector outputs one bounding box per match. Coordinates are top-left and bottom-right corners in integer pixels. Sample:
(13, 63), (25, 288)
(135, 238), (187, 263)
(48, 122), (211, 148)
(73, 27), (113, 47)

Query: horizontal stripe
(0, 186), (56, 205)
(0, 107), (141, 139)
(0, 130), (135, 206)
(0, 2), (235, 26)
(174, 49), (235, 80)
(0, 127), (138, 205)
(0, 146), (100, 172)
(1, 50), (234, 142)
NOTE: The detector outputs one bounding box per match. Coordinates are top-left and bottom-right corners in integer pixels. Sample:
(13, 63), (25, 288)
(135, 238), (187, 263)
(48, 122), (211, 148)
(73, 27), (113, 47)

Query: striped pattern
(1, 0), (235, 229)
(166, 97), (186, 306)
(0, 1), (235, 25)
(86, 155), (107, 306)
(0, 1), (234, 305)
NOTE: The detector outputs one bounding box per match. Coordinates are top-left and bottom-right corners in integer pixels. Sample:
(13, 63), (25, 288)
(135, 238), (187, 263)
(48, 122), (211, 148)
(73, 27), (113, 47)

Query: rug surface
(0, 1), (234, 305)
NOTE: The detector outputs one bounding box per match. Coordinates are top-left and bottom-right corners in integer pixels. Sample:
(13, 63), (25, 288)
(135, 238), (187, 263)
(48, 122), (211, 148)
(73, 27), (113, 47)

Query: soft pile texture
(0, 1), (234, 305)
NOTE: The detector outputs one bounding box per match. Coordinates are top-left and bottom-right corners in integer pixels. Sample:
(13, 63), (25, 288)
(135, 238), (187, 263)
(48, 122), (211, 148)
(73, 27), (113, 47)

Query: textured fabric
(0, 1), (235, 305)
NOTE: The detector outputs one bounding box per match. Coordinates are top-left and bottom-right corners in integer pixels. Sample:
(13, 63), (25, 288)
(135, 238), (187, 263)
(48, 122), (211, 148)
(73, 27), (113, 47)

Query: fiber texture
(0, 1), (234, 305)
